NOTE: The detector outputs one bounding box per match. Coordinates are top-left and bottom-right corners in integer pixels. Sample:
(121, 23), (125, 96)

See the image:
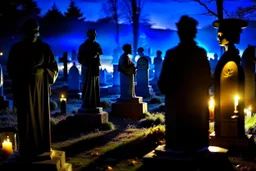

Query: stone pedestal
(76, 107), (109, 125)
(2, 150), (72, 171)
(143, 145), (232, 171)
(111, 97), (148, 120)
(209, 135), (249, 150)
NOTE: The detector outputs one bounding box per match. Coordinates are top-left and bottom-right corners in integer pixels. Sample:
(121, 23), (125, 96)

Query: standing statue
(7, 18), (58, 159)
(118, 44), (136, 98)
(78, 29), (103, 109)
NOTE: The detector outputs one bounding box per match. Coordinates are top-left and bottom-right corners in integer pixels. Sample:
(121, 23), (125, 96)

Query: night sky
(36, 0), (253, 29)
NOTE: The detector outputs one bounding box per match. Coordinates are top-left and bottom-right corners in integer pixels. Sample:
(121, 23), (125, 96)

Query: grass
(245, 115), (256, 132)
(52, 126), (165, 171)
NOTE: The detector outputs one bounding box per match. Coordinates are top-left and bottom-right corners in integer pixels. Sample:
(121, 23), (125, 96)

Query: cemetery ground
(0, 80), (255, 171)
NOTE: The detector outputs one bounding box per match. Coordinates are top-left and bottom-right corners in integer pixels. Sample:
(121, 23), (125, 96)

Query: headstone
(241, 45), (256, 108)
(108, 64), (120, 94)
(150, 56), (163, 95)
(135, 57), (154, 97)
(100, 69), (107, 86)
(59, 52), (70, 80)
(67, 62), (81, 99)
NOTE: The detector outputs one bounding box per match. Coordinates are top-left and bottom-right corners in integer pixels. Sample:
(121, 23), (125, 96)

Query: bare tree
(235, 0), (256, 19)
(170, 0), (243, 19)
(122, 0), (144, 61)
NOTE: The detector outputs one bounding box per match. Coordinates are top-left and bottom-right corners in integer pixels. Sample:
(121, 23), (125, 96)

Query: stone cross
(59, 52), (70, 80)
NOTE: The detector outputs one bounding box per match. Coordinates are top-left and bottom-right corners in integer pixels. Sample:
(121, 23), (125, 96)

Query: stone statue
(78, 29), (103, 109)
(118, 44), (136, 98)
(7, 18), (58, 159)
(158, 15), (212, 152)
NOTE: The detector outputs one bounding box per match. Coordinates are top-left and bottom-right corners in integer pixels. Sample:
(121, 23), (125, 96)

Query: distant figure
(7, 18), (58, 158)
(118, 44), (136, 98)
(137, 47), (151, 65)
(158, 15), (212, 151)
(153, 50), (163, 79)
(78, 29), (103, 108)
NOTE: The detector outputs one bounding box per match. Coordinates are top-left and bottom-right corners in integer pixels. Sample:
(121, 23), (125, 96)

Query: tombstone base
(2, 150), (72, 171)
(135, 85), (155, 97)
(108, 85), (120, 94)
(209, 135), (249, 149)
(143, 144), (232, 171)
(111, 97), (148, 120)
(76, 107), (109, 125)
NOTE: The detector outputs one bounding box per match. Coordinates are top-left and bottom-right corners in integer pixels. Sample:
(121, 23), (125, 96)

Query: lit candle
(234, 95), (239, 113)
(2, 136), (13, 156)
(60, 94), (67, 114)
(208, 96), (215, 121)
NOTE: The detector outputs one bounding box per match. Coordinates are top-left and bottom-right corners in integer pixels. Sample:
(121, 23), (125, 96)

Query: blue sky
(36, 0), (253, 29)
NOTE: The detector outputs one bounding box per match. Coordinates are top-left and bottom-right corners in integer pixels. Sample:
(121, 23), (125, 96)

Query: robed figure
(118, 44), (136, 98)
(78, 29), (103, 108)
(158, 16), (212, 152)
(7, 19), (58, 158)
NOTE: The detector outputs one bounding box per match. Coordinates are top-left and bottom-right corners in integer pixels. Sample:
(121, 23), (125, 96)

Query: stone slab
(111, 97), (148, 120)
(76, 107), (109, 124)
(209, 135), (249, 149)
(143, 145), (232, 171)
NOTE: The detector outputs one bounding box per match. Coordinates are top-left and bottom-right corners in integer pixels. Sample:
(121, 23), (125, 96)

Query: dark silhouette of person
(153, 50), (163, 79)
(78, 29), (103, 109)
(7, 18), (58, 159)
(137, 47), (151, 65)
(158, 15), (212, 152)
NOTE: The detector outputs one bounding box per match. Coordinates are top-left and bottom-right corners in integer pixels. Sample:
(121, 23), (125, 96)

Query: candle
(208, 96), (215, 121)
(234, 95), (239, 113)
(2, 136), (13, 156)
(60, 94), (67, 114)
(244, 106), (252, 118)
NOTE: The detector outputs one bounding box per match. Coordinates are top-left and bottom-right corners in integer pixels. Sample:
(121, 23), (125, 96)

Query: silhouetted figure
(137, 47), (151, 65)
(118, 44), (136, 98)
(78, 29), (103, 109)
(158, 15), (212, 151)
(7, 18), (58, 159)
(153, 50), (163, 79)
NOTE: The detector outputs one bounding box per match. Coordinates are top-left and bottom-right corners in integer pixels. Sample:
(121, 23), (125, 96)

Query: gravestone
(210, 18), (249, 149)
(67, 62), (81, 99)
(135, 57), (154, 97)
(59, 52), (70, 80)
(241, 45), (256, 108)
(150, 56), (163, 95)
(108, 64), (120, 94)
(100, 68), (109, 96)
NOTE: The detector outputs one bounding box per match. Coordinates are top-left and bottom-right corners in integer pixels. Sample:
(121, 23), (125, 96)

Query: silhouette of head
(157, 50), (162, 56)
(176, 15), (198, 42)
(22, 18), (40, 42)
(137, 47), (144, 56)
(122, 44), (132, 54)
(87, 29), (97, 41)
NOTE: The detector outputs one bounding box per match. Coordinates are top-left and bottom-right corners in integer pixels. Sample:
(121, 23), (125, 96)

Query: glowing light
(234, 95), (239, 113)
(208, 96), (215, 121)
(0, 52), (3, 56)
(208, 146), (228, 153)
(244, 106), (252, 118)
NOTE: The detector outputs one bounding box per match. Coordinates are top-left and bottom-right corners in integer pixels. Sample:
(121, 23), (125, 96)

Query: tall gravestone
(211, 19), (249, 149)
(108, 64), (120, 94)
(68, 62), (81, 99)
(241, 45), (256, 108)
(150, 55), (163, 95)
(135, 57), (154, 97)
(59, 52), (70, 80)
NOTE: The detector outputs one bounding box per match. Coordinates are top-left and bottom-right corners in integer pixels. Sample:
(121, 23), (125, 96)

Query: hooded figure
(7, 18), (58, 159)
